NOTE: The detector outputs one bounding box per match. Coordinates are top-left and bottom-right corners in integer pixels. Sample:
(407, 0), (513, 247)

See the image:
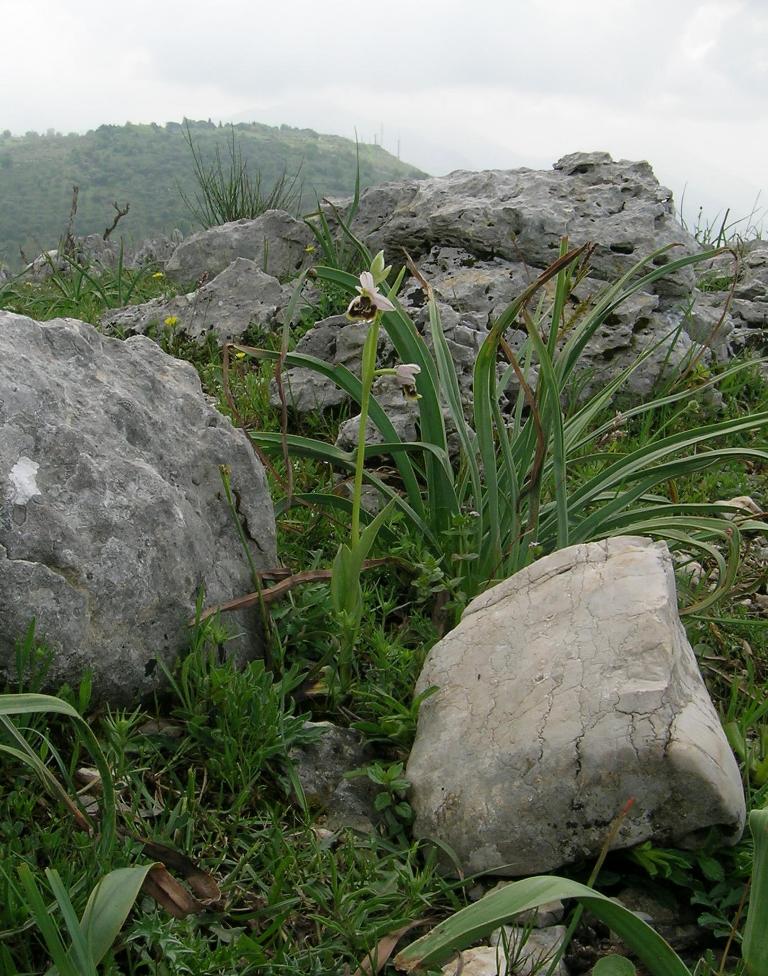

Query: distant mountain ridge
(0, 119), (427, 270)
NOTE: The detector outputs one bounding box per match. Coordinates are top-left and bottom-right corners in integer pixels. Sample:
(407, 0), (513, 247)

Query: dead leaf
(141, 864), (203, 919)
(140, 839), (221, 904)
(354, 919), (430, 976)
(193, 557), (410, 624)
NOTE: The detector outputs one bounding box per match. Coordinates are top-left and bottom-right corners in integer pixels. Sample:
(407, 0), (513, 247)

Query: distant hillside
(0, 120), (427, 270)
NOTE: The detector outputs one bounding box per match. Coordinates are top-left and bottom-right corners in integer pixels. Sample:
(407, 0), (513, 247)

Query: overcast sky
(2, 0), (765, 231)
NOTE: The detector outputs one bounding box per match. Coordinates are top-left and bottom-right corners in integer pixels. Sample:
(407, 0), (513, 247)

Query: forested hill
(0, 120), (427, 269)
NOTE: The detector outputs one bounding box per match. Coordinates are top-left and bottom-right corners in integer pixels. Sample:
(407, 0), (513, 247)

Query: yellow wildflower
(163, 316), (178, 328)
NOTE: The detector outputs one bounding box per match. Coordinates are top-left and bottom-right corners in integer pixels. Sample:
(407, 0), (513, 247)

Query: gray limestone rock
(348, 153), (698, 296)
(0, 311), (277, 704)
(406, 537), (745, 876)
(440, 946), (509, 975)
(290, 721), (378, 832)
(164, 210), (314, 286)
(214, 156), (730, 438)
(102, 258), (285, 343)
(693, 243), (768, 357)
(401, 248), (710, 407)
(399, 247), (531, 326)
(273, 314), (376, 413)
(128, 230), (184, 270)
(23, 236), (123, 280)
(22, 249), (69, 280)
(336, 375), (421, 450)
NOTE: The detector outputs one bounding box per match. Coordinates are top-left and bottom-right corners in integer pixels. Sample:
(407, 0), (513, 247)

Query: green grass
(2, 257), (768, 974)
(0, 260), (176, 324)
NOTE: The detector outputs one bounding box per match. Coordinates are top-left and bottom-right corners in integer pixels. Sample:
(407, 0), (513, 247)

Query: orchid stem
(350, 314), (380, 547)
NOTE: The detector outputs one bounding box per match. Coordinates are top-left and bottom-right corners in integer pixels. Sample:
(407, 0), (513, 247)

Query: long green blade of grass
(0, 694), (116, 857)
(394, 875), (689, 975)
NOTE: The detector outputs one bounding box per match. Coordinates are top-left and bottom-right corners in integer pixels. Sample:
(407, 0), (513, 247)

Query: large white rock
(407, 537), (745, 876)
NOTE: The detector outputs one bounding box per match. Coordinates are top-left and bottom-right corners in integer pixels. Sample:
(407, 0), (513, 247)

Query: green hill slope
(0, 120), (427, 270)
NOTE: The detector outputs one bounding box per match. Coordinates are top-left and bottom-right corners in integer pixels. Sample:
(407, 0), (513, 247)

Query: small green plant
(698, 270), (737, 293)
(625, 837), (750, 939)
(163, 646), (319, 813)
(0, 254), (173, 324)
(180, 121), (303, 228)
(727, 720), (768, 788)
(351, 684), (439, 749)
(348, 760), (414, 844)
(0, 693), (117, 858)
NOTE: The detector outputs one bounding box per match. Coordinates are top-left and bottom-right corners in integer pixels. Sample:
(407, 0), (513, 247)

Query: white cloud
(0, 0), (764, 224)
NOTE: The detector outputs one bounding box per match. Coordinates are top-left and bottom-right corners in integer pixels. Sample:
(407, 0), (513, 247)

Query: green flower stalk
(345, 263), (395, 546)
(330, 256), (395, 692)
(743, 808), (768, 976)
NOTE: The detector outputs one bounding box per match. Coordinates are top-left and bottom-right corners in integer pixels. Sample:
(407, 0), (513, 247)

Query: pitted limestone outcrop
(406, 536), (745, 876)
(278, 153), (722, 426)
(693, 242), (768, 357)
(347, 152), (699, 296)
(0, 311), (277, 704)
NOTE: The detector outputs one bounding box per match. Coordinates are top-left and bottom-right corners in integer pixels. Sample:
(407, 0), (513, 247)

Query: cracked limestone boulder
(406, 536), (745, 876)
(102, 258), (286, 344)
(164, 209), (314, 286)
(0, 311), (277, 704)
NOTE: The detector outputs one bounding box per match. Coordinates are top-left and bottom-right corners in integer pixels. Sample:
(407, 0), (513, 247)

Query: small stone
(715, 495), (762, 519)
(489, 925), (569, 976)
(441, 946), (507, 975)
(614, 885), (703, 951)
(289, 722), (378, 832)
(468, 883), (489, 902)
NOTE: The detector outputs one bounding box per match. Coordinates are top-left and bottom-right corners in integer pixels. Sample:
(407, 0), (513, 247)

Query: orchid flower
(346, 270), (395, 322)
(392, 362), (422, 400)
